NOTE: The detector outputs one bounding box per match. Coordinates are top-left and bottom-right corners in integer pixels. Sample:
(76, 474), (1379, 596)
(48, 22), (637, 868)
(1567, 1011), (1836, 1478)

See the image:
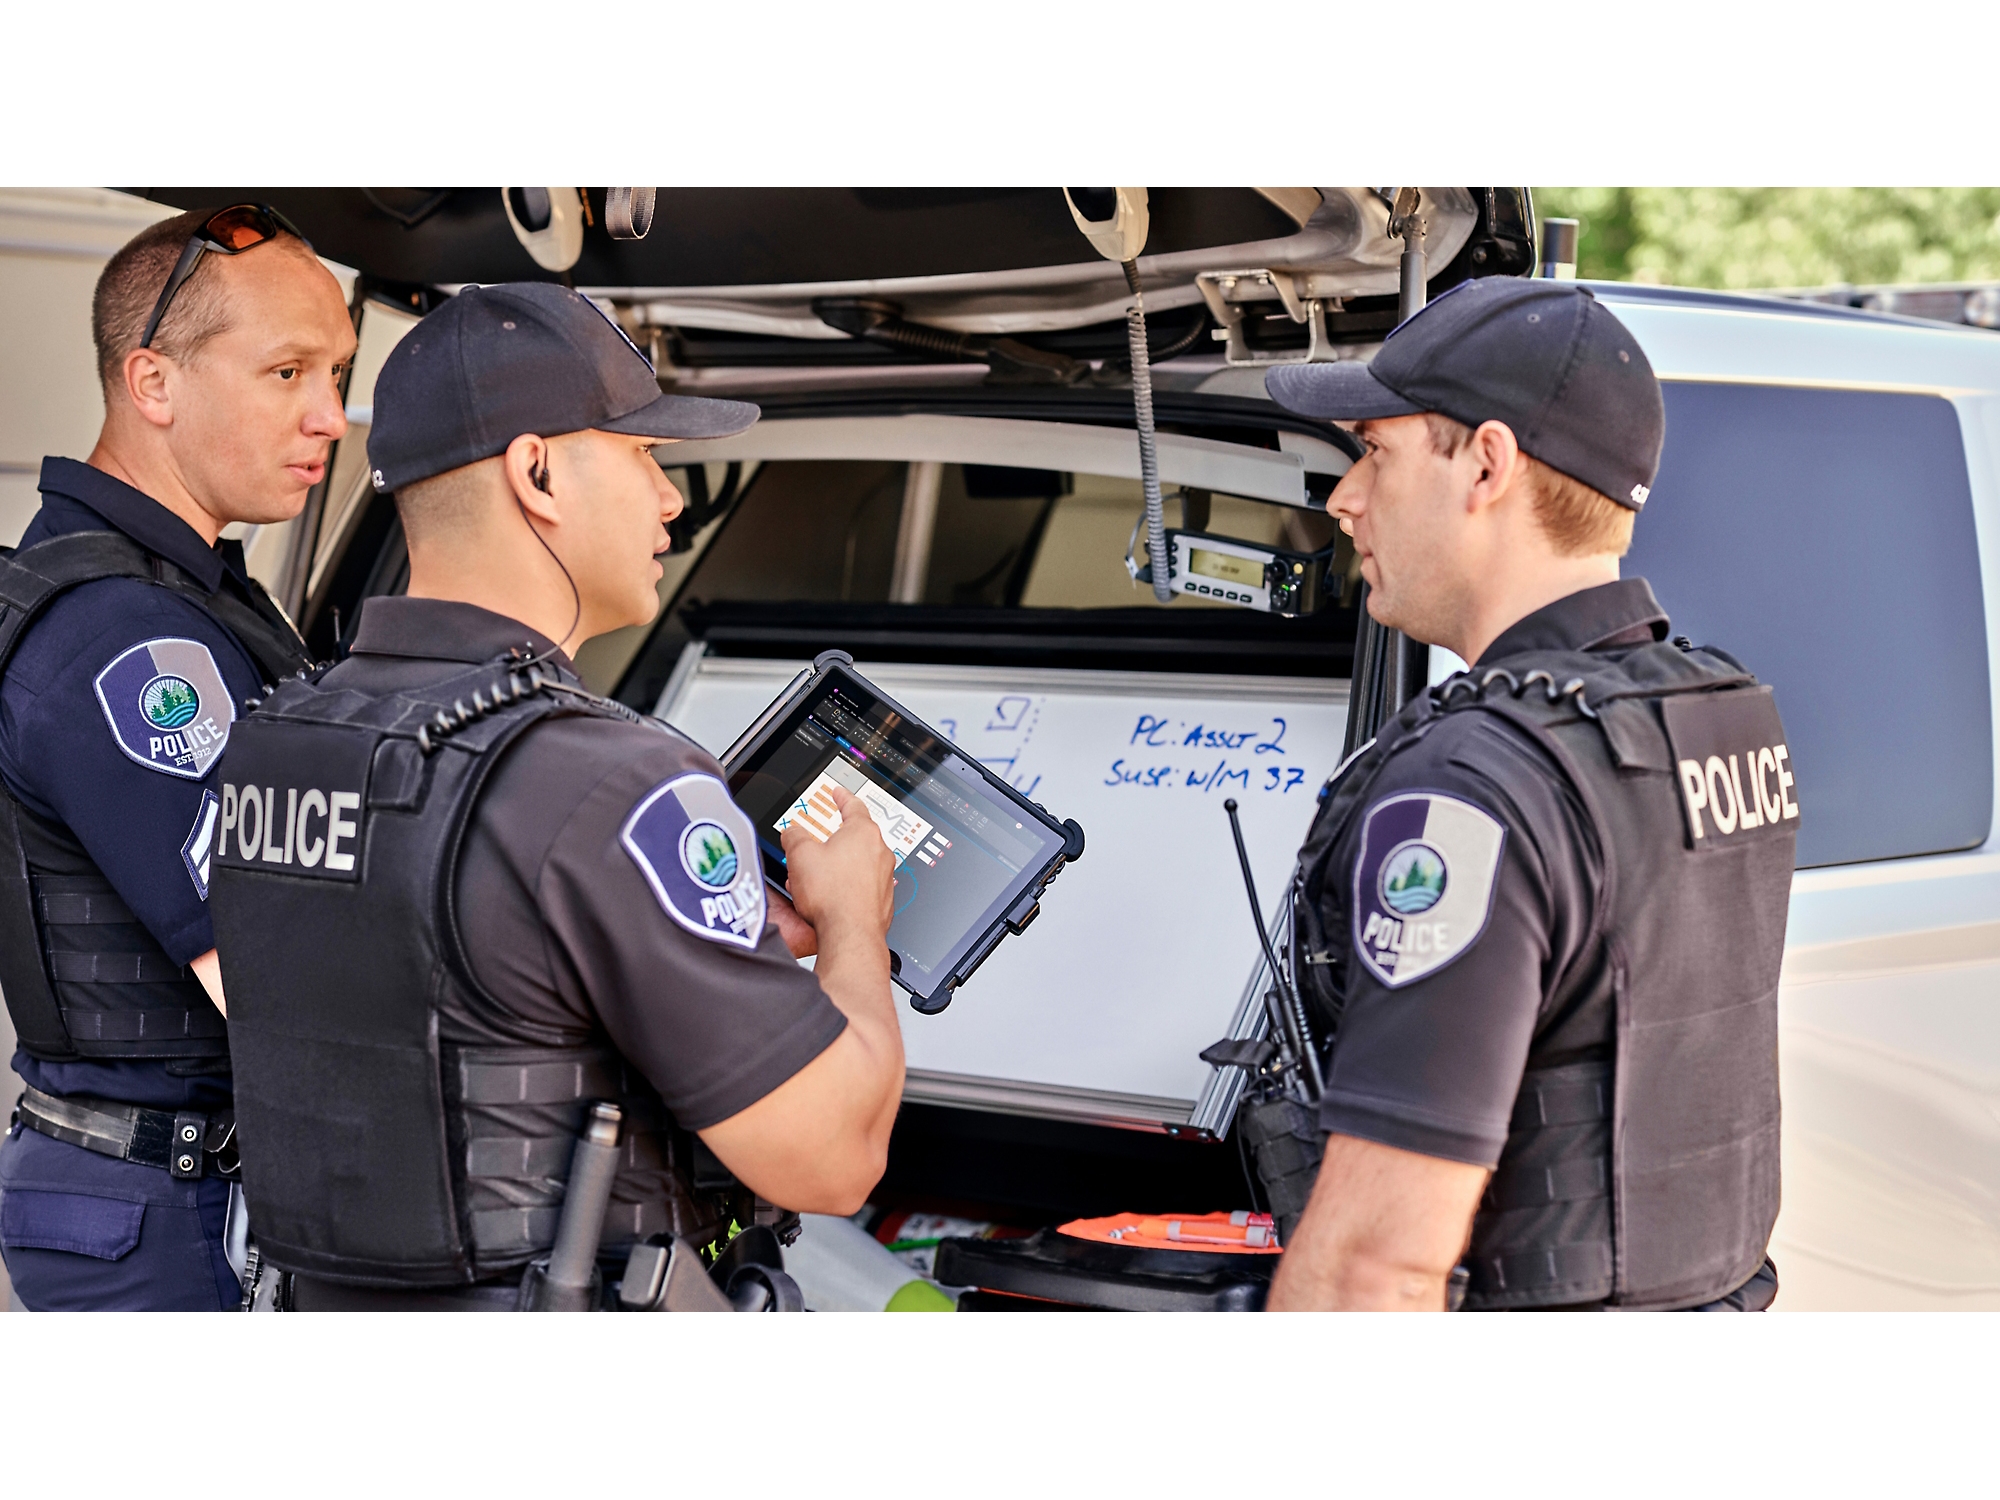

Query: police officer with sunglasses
(0, 205), (354, 1309)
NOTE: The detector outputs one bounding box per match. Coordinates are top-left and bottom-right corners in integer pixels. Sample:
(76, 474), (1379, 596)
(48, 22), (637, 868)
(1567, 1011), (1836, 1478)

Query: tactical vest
(1293, 638), (1793, 1310)
(0, 531), (311, 1064)
(208, 650), (753, 1288)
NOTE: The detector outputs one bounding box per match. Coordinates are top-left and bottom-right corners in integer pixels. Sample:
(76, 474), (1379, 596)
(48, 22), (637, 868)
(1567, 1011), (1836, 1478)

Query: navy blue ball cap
(1264, 279), (1665, 512)
(368, 282), (758, 493)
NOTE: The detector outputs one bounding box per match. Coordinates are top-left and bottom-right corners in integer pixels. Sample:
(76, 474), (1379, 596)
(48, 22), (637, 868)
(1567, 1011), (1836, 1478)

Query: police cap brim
(1264, 361), (1424, 421)
(600, 390), (760, 442)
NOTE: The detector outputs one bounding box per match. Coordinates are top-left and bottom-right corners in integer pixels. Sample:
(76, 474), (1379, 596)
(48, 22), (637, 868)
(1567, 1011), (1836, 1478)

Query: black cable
(1144, 305), (1212, 363)
(514, 462), (583, 669)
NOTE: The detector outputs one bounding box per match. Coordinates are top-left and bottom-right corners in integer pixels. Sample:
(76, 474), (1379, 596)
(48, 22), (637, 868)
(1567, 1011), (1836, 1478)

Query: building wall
(0, 189), (177, 544)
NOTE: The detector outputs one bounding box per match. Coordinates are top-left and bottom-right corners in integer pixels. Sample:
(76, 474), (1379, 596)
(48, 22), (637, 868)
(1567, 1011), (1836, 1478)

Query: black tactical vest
(209, 650), (753, 1288)
(0, 531), (311, 1064)
(1293, 638), (1793, 1310)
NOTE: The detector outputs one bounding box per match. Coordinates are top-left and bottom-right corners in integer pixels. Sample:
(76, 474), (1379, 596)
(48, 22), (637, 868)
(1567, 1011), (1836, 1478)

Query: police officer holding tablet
(0, 207), (341, 1310)
(208, 283), (902, 1308)
(1261, 280), (1793, 1312)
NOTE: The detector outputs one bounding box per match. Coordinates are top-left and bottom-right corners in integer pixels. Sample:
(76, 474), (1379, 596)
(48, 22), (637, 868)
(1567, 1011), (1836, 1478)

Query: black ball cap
(367, 282), (759, 494)
(1264, 279), (1665, 512)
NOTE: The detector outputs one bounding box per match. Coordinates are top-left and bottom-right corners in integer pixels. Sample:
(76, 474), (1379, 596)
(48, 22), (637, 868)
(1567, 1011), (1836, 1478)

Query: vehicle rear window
(1627, 382), (1991, 868)
(672, 459), (1334, 611)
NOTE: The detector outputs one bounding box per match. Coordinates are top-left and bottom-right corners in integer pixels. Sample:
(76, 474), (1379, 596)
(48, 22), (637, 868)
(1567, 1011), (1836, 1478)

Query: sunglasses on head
(139, 202), (312, 351)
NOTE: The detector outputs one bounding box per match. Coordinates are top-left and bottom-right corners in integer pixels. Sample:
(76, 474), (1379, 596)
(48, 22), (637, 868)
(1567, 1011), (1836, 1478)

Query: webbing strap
(49, 951), (190, 984)
(457, 1054), (626, 1106)
(464, 1135), (577, 1179)
(1483, 1156), (1610, 1212)
(1467, 1240), (1614, 1298)
(59, 1004), (227, 1043)
(1510, 1068), (1611, 1129)
(16, 1083), (145, 1157)
(470, 1198), (673, 1256)
(38, 890), (138, 925)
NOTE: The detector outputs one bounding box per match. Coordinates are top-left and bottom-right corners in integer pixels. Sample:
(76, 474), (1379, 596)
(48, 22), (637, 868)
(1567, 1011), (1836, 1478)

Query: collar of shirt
(34, 456), (247, 594)
(1479, 577), (1670, 662)
(347, 595), (576, 673)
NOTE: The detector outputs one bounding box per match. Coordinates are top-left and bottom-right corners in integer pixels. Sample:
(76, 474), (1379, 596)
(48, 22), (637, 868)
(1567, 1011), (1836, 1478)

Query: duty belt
(13, 1084), (239, 1180)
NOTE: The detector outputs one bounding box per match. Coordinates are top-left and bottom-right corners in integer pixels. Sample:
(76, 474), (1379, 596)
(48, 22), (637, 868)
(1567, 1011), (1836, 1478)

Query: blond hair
(1422, 412), (1634, 558)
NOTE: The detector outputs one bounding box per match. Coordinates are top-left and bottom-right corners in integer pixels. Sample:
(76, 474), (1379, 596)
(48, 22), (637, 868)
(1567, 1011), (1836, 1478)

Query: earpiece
(511, 451), (581, 669)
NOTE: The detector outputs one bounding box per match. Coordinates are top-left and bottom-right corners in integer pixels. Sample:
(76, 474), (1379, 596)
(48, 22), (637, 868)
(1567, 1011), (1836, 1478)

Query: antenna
(1224, 799), (1323, 1101)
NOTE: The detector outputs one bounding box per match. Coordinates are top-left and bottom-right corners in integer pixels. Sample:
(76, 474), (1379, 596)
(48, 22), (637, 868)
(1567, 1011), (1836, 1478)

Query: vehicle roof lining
(132, 187), (1313, 291)
(132, 187), (1504, 337)
(659, 413), (1348, 507)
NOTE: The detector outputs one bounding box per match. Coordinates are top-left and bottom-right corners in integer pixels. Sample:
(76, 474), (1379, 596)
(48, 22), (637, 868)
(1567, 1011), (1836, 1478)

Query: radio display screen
(1188, 546), (1265, 587)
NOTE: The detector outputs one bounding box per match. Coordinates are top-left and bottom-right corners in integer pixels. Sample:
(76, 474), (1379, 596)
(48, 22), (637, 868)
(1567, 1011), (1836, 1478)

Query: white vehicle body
(1597, 289), (2000, 1310)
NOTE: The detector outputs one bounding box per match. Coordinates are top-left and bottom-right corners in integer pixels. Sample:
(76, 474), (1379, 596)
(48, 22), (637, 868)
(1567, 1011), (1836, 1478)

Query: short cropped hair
(1423, 412), (1634, 558)
(91, 207), (306, 392)
(394, 462), (495, 546)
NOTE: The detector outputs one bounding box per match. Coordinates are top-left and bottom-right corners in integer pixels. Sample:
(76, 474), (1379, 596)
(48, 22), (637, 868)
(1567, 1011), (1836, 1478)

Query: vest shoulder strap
(0, 531), (154, 679)
(0, 529), (312, 690)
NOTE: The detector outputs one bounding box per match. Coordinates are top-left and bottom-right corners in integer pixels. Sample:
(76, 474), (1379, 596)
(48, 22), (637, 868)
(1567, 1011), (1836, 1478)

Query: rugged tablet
(719, 651), (1083, 1014)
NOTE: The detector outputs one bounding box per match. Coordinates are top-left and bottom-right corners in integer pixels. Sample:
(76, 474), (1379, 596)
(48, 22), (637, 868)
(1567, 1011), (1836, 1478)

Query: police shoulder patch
(92, 637), (234, 781)
(1352, 790), (1507, 989)
(619, 773), (767, 951)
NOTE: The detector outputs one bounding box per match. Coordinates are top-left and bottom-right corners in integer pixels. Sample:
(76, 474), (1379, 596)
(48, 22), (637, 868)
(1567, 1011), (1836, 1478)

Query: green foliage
(1388, 853), (1442, 895)
(142, 677), (198, 727)
(1533, 188), (2000, 289)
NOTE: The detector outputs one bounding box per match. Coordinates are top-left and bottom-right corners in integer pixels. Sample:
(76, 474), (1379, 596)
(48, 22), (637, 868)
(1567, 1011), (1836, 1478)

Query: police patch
(93, 638), (234, 780)
(1353, 792), (1506, 988)
(620, 773), (768, 951)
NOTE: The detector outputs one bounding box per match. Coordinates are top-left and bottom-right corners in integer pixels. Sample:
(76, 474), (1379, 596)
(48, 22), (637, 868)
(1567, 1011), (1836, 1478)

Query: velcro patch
(182, 789), (220, 900)
(1660, 686), (1799, 852)
(620, 773), (767, 951)
(212, 721), (374, 883)
(1352, 791), (1506, 988)
(93, 637), (234, 781)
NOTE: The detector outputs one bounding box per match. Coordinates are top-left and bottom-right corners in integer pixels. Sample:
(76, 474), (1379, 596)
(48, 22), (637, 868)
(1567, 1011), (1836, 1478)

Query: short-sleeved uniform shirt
(1316, 579), (1671, 1168)
(339, 598), (848, 1132)
(1, 458), (273, 1112)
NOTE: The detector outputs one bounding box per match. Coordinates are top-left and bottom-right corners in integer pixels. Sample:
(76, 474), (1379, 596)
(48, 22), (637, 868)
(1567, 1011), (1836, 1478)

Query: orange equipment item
(1056, 1209), (1282, 1255)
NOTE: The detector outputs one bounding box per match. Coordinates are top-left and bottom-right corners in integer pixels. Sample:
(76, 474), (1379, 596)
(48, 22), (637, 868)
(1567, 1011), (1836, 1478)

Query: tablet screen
(725, 668), (1069, 994)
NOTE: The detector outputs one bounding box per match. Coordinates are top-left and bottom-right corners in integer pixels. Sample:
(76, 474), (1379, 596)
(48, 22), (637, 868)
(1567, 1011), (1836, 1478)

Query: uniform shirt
(1317, 578), (1670, 1168)
(342, 597), (849, 1132)
(2, 458), (271, 1111)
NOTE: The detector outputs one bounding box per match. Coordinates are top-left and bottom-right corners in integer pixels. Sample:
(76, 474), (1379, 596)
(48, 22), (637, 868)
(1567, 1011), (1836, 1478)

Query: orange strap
(1056, 1210), (1281, 1255)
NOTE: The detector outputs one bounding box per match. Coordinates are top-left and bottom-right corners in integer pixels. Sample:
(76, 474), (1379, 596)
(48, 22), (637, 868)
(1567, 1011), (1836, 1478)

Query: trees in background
(1534, 188), (2000, 289)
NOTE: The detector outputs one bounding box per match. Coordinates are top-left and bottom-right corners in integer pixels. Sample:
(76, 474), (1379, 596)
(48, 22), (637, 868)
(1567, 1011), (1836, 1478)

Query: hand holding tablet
(721, 652), (1084, 1013)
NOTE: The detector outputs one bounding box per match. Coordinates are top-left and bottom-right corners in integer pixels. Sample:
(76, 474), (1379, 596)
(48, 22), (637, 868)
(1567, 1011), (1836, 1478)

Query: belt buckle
(170, 1112), (205, 1180)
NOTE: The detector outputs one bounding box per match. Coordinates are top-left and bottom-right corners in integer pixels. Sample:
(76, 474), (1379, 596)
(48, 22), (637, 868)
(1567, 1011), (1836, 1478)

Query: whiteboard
(658, 651), (1347, 1132)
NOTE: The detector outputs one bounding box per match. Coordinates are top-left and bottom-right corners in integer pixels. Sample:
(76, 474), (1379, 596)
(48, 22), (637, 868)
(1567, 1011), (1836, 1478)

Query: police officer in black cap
(1260, 279), (1793, 1311)
(208, 283), (902, 1308)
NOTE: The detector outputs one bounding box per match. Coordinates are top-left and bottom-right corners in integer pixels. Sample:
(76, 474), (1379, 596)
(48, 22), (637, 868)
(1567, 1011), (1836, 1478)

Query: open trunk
(140, 186), (1536, 1304)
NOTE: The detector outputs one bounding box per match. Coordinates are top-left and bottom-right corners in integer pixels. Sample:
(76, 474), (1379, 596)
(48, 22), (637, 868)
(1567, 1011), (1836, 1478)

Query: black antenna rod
(1224, 799), (1324, 1100)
